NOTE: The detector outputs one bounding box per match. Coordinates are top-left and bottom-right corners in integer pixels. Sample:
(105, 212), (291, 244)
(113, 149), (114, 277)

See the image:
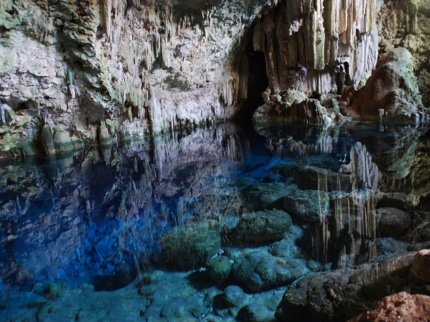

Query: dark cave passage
(233, 48), (268, 128)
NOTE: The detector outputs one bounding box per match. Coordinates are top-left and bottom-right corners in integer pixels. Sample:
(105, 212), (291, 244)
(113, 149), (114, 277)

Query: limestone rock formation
(377, 207), (412, 238)
(232, 249), (309, 292)
(378, 0), (430, 106)
(222, 209), (293, 245)
(277, 252), (416, 322)
(160, 221), (221, 270)
(352, 48), (425, 122)
(3, 0), (415, 156)
(347, 292), (430, 322)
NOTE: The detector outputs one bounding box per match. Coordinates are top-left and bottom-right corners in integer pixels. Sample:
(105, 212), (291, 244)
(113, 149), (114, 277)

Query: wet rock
(253, 99), (333, 127)
(377, 192), (410, 210)
(353, 48), (425, 122)
(232, 250), (309, 292)
(99, 122), (113, 145)
(283, 189), (330, 223)
(241, 181), (298, 210)
(206, 255), (233, 283)
(160, 220), (221, 270)
(411, 249), (430, 282)
(223, 285), (249, 308)
(277, 252), (416, 322)
(407, 211), (430, 242)
(0, 291), (47, 321)
(222, 209), (293, 245)
(240, 302), (270, 322)
(347, 292), (430, 322)
(339, 142), (379, 191)
(53, 128), (72, 152)
(377, 207), (411, 237)
(272, 163), (353, 192)
(41, 125), (55, 155)
(408, 241), (430, 252)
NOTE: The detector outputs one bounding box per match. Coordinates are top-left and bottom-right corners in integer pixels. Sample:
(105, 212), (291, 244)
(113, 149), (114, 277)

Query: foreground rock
(347, 292), (430, 322)
(277, 252), (416, 322)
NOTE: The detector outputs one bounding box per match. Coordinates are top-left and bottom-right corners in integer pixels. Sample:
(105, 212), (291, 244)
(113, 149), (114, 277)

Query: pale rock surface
(347, 292), (430, 322)
(352, 48), (425, 122)
(0, 0), (387, 155)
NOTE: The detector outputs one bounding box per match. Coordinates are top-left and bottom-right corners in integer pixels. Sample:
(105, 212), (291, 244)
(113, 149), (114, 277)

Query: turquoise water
(0, 122), (428, 321)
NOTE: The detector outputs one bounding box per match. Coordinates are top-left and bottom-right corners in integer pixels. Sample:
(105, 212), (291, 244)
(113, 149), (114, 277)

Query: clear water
(0, 122), (428, 321)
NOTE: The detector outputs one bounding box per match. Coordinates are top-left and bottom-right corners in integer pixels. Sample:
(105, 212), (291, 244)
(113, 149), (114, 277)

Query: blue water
(0, 122), (428, 320)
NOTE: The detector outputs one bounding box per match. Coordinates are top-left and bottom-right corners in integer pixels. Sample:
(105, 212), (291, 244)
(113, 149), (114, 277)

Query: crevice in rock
(233, 43), (268, 128)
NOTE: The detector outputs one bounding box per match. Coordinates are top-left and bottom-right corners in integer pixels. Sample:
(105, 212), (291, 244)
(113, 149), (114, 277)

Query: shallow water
(0, 121), (429, 321)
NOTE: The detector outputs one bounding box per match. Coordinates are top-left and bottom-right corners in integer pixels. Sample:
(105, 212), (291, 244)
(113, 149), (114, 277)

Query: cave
(1, 0), (430, 321)
(233, 45), (268, 128)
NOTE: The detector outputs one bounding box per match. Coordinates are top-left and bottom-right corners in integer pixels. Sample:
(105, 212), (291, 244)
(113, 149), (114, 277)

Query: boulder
(377, 207), (411, 237)
(253, 99), (332, 127)
(232, 250), (309, 292)
(347, 292), (430, 322)
(277, 252), (416, 322)
(411, 249), (430, 281)
(376, 192), (410, 210)
(53, 128), (74, 154)
(240, 181), (298, 210)
(222, 209), (292, 245)
(206, 255), (233, 283)
(41, 125), (55, 156)
(160, 221), (221, 270)
(283, 189), (330, 223)
(272, 164), (352, 192)
(239, 303), (270, 322)
(223, 285), (249, 308)
(352, 48), (425, 122)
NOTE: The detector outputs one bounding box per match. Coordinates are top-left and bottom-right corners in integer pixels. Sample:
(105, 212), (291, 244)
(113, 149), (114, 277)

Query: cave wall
(0, 0), (428, 156)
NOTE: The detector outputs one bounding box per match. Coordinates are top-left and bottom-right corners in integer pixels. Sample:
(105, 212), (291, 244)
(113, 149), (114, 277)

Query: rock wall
(378, 0), (430, 106)
(0, 0), (428, 156)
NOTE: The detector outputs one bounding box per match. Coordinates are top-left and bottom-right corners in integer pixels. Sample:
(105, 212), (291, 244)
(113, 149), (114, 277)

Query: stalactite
(103, 0), (112, 40)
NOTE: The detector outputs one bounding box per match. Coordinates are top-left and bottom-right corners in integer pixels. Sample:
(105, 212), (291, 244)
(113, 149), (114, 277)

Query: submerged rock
(223, 285), (249, 308)
(160, 221), (221, 270)
(377, 207), (412, 237)
(232, 250), (309, 292)
(222, 209), (293, 245)
(206, 255), (233, 284)
(282, 189), (330, 223)
(241, 181), (298, 210)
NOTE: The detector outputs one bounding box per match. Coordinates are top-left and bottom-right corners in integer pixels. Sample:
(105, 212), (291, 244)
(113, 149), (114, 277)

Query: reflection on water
(0, 121), (430, 319)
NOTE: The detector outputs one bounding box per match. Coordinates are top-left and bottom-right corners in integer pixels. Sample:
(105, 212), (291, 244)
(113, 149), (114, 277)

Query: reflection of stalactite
(317, 189), (377, 268)
(340, 142), (379, 191)
(103, 0), (112, 40)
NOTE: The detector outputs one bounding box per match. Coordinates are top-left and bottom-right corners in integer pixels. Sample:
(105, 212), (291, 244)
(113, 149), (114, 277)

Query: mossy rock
(206, 255), (233, 283)
(160, 220), (221, 270)
(41, 125), (55, 155)
(223, 209), (292, 246)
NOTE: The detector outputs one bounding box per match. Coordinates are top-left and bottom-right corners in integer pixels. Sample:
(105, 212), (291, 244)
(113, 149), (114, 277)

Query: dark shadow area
(233, 45), (268, 129)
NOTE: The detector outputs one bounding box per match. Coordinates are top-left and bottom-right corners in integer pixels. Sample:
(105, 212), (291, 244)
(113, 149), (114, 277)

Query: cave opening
(233, 45), (268, 128)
